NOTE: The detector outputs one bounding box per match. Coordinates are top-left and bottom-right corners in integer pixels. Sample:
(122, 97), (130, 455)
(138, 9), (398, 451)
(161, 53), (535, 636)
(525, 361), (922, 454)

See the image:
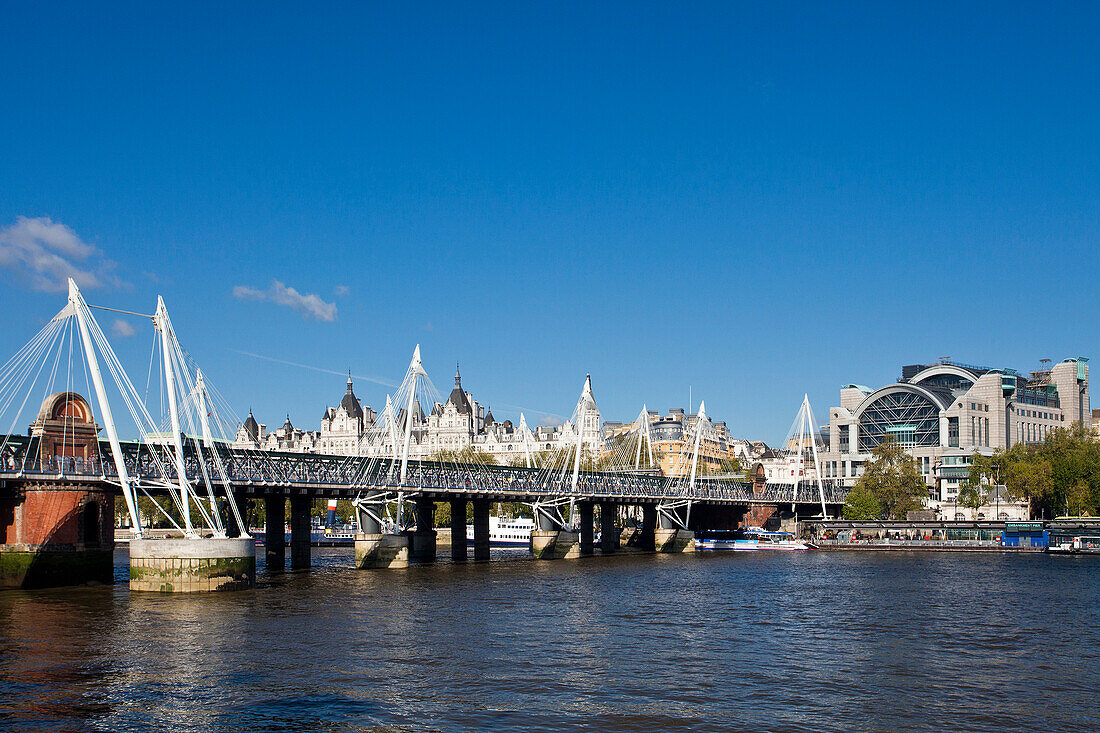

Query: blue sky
(1, 2), (1097, 443)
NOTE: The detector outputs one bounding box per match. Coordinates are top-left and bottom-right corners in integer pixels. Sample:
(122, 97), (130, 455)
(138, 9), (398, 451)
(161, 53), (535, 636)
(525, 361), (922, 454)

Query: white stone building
(317, 377), (376, 455)
(819, 357), (1090, 513)
(233, 369), (603, 464)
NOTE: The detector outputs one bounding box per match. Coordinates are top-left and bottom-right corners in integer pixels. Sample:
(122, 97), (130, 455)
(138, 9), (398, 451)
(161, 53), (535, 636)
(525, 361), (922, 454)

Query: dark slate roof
(282, 415), (294, 432)
(340, 377), (365, 421)
(447, 364), (472, 415)
(484, 407), (495, 426)
(243, 410), (259, 441)
(397, 400), (427, 430)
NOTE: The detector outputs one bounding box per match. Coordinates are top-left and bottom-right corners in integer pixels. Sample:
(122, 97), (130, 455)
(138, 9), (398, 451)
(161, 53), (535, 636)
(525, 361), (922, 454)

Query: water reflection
(0, 549), (1099, 731)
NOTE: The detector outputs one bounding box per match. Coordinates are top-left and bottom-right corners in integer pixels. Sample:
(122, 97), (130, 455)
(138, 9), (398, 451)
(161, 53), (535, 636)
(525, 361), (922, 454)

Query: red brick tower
(0, 392), (114, 588)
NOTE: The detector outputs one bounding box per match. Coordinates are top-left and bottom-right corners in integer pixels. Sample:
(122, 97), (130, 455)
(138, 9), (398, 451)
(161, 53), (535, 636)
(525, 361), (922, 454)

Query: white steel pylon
(154, 296), (197, 536)
(633, 404), (655, 470)
(68, 279), (143, 536)
(688, 400), (707, 492)
(519, 413), (534, 468)
(567, 375), (593, 529)
(46, 280), (249, 537)
(399, 345), (425, 485)
(147, 292), (249, 536)
(786, 394), (828, 518)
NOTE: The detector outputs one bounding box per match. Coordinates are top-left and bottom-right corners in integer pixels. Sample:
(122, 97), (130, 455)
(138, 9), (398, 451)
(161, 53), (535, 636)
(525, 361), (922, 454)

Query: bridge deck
(0, 436), (847, 506)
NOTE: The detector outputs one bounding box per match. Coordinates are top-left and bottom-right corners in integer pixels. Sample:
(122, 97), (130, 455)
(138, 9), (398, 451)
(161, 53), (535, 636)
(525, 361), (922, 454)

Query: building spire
(455, 362), (461, 388)
(582, 373), (594, 403)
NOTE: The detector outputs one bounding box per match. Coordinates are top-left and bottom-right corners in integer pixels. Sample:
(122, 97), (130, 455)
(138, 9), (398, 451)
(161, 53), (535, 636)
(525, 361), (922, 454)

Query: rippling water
(1, 547), (1098, 732)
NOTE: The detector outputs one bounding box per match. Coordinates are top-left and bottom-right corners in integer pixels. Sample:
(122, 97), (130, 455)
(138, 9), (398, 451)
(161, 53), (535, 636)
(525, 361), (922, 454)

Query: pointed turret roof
(447, 363), (472, 415)
(484, 406), (495, 426)
(340, 374), (365, 421)
(578, 373), (597, 411)
(243, 409), (259, 441)
(282, 414), (294, 433)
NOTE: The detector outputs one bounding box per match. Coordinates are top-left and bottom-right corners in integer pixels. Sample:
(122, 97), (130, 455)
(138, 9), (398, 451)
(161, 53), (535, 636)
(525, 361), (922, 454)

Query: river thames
(1, 548), (1097, 732)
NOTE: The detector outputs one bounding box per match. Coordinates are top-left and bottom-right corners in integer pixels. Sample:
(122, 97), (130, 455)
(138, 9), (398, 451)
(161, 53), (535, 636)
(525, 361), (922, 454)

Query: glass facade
(914, 373), (972, 397)
(858, 390), (942, 452)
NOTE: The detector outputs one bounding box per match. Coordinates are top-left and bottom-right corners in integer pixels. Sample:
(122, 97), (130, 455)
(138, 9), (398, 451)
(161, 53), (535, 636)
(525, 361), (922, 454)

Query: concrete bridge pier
(531, 504), (580, 560)
(130, 537), (255, 592)
(289, 496), (311, 569)
(472, 499), (490, 561)
(449, 498), (467, 561)
(655, 510), (695, 553)
(411, 496), (436, 563)
(578, 502), (594, 556)
(353, 500), (409, 569)
(264, 496), (285, 571)
(600, 502), (619, 553)
(353, 496), (408, 569)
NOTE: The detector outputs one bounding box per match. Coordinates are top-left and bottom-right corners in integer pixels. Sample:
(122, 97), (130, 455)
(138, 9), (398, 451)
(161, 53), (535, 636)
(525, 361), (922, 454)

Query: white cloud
(232, 285), (266, 301)
(334, 284), (349, 296)
(111, 319), (136, 338)
(232, 279), (337, 322)
(0, 216), (125, 292)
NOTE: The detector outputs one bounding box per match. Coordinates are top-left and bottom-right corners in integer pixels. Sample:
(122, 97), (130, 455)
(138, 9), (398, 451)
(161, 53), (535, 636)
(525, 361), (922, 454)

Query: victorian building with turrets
(232, 369), (603, 464)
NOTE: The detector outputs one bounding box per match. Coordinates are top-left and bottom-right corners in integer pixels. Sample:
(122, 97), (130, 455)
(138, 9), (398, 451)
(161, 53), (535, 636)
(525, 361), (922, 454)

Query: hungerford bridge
(0, 281), (845, 591)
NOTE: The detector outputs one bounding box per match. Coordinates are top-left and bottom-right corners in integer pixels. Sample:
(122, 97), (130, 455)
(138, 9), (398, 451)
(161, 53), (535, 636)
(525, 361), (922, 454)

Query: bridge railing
(0, 437), (849, 504)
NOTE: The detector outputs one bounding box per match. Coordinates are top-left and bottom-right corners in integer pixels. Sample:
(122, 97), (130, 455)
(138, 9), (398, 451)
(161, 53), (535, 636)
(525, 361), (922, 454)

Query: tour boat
(694, 527), (813, 551)
(1048, 536), (1100, 555)
(466, 515), (535, 547)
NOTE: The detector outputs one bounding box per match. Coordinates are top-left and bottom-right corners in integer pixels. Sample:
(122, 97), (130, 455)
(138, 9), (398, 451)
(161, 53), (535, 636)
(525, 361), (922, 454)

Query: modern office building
(820, 357), (1090, 504)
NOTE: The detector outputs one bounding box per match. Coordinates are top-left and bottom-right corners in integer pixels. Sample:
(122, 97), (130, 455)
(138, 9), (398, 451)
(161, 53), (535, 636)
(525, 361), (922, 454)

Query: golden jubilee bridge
(0, 280), (844, 591)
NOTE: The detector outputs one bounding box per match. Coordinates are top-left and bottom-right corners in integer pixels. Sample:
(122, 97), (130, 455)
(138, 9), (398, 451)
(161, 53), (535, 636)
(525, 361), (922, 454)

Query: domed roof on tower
(447, 363), (472, 415)
(340, 374), (365, 421)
